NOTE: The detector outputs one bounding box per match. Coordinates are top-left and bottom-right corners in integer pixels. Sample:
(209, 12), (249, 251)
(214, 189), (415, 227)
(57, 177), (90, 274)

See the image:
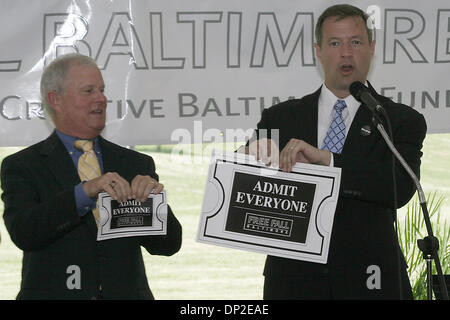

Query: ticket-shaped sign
(97, 191), (167, 241)
(197, 151), (341, 264)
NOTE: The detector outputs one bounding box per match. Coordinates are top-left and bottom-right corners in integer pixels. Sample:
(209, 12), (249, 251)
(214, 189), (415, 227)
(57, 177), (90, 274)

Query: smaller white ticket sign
(197, 151), (341, 264)
(96, 191), (167, 241)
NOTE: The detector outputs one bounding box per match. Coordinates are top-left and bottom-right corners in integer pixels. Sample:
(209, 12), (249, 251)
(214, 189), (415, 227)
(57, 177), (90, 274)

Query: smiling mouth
(90, 109), (104, 115)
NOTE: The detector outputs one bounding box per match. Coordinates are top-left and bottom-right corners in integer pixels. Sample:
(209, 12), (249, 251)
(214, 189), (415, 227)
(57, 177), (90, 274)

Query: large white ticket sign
(96, 191), (167, 241)
(197, 151), (341, 264)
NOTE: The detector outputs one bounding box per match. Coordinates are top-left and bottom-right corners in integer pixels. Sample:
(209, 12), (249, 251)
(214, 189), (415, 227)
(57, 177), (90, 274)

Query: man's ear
(47, 91), (60, 112)
(314, 43), (322, 63)
(370, 40), (376, 57)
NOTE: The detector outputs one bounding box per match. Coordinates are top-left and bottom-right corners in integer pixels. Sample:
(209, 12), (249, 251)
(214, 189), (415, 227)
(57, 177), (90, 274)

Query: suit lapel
(98, 136), (125, 175)
(287, 87), (320, 148)
(39, 131), (80, 188)
(301, 89), (319, 147)
(343, 88), (380, 154)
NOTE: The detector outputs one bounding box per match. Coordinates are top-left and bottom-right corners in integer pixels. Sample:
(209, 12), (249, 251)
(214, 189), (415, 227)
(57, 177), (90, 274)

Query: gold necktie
(74, 140), (101, 226)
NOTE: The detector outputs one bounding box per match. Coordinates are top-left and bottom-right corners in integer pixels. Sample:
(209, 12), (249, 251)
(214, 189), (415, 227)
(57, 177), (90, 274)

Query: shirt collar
(319, 83), (361, 120)
(55, 129), (100, 154)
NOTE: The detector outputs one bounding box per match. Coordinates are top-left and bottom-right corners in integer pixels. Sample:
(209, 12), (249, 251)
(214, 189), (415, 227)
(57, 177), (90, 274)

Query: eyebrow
(326, 35), (365, 45)
(327, 35), (364, 41)
(80, 83), (105, 88)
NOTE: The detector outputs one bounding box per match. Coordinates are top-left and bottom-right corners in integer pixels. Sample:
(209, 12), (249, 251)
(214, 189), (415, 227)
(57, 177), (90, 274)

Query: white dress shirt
(317, 84), (361, 166)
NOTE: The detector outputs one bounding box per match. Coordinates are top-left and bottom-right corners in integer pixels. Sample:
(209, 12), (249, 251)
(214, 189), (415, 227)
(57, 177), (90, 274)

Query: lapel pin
(360, 125), (372, 136)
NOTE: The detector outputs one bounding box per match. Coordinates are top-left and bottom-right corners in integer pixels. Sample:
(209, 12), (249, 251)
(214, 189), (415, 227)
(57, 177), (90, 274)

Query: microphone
(349, 81), (385, 114)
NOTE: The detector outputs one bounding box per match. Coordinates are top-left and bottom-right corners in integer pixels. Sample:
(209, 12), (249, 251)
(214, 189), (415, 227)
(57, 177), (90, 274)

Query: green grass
(0, 135), (449, 300)
(399, 133), (450, 220)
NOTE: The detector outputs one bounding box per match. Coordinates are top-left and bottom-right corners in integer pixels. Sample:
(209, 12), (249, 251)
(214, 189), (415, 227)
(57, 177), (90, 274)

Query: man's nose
(95, 90), (107, 103)
(341, 42), (353, 56)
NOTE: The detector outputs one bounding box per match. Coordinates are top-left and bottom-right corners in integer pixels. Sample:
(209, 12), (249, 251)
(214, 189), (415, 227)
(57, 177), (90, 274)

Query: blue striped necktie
(321, 99), (347, 154)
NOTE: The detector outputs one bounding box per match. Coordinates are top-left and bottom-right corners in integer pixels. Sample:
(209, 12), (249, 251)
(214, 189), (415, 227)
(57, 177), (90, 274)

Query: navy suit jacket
(258, 84), (427, 299)
(1, 131), (182, 299)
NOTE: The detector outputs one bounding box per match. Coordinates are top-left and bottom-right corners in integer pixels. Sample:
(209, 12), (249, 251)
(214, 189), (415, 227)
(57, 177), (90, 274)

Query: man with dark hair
(315, 4), (374, 47)
(1, 53), (182, 299)
(247, 4), (426, 299)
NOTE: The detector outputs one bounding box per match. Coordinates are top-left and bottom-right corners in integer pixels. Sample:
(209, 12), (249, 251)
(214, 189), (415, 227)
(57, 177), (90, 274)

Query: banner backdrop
(1, 0), (449, 147)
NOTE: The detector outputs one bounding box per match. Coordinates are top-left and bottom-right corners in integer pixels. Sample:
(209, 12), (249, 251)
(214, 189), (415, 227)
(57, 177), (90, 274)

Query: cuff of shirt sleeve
(74, 182), (97, 217)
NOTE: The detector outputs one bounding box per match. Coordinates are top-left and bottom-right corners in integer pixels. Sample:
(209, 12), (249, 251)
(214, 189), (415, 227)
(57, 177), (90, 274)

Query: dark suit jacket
(258, 84), (427, 299)
(1, 131), (182, 299)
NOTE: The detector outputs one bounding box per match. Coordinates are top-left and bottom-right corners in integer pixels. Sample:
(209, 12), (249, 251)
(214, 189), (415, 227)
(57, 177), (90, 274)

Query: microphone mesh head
(349, 81), (366, 101)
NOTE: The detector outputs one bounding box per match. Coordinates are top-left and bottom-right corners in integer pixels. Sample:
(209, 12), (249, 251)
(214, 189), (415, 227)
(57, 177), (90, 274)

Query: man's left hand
(130, 175), (164, 202)
(280, 138), (332, 172)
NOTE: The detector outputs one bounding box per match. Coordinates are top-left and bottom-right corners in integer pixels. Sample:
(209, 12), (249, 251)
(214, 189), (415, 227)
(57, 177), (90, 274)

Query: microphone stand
(371, 115), (449, 300)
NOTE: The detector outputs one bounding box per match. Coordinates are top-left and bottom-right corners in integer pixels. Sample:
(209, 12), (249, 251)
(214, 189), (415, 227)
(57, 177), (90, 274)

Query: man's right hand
(82, 172), (131, 202)
(82, 172), (164, 203)
(243, 138), (280, 167)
